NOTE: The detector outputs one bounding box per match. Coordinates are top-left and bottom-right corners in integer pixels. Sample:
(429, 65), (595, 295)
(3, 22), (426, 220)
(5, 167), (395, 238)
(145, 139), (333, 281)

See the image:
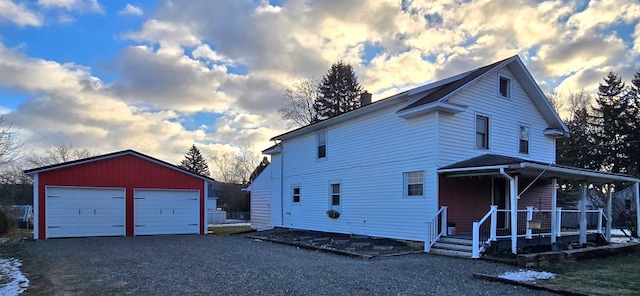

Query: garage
(25, 149), (216, 239)
(46, 187), (126, 238)
(134, 189), (199, 235)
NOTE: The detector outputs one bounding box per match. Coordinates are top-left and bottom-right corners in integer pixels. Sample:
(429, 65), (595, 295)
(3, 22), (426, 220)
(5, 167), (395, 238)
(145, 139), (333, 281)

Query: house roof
(438, 154), (639, 184)
(23, 149), (216, 183)
(270, 55), (568, 143)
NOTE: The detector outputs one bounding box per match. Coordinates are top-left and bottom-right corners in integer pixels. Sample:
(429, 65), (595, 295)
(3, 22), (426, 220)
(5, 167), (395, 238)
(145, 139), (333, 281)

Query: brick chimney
(360, 91), (372, 106)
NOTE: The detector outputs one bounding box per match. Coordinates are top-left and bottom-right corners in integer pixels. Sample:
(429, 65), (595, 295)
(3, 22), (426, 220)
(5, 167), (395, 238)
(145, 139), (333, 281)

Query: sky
(0, 0), (639, 166)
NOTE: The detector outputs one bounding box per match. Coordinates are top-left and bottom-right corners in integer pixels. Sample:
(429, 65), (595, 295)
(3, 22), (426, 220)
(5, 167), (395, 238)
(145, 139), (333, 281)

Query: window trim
(329, 180), (341, 209)
(518, 124), (530, 154)
(475, 114), (490, 150)
(403, 171), (425, 198)
(316, 130), (327, 160)
(499, 75), (511, 98)
(292, 185), (301, 204)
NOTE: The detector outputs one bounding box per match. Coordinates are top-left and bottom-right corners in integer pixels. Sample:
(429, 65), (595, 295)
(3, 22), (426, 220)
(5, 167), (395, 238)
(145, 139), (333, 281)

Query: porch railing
(472, 205), (498, 259)
(494, 208), (606, 239)
(425, 206), (447, 252)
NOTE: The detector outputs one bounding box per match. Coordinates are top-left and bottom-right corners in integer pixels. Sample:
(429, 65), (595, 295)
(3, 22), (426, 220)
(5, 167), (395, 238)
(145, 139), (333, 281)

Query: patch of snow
(0, 238), (8, 245)
(0, 257), (29, 295)
(208, 222), (251, 227)
(499, 269), (555, 282)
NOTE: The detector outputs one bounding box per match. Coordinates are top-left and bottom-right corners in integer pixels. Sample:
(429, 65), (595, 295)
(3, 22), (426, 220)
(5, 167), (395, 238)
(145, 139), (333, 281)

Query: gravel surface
(18, 235), (554, 296)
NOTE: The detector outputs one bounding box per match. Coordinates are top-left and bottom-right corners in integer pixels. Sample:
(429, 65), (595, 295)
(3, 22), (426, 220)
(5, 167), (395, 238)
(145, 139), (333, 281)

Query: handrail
(425, 206), (447, 252)
(472, 205), (498, 259)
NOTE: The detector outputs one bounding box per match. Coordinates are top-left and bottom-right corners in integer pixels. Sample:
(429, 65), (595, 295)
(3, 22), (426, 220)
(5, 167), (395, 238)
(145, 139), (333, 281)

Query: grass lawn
(208, 226), (253, 236)
(538, 250), (640, 296)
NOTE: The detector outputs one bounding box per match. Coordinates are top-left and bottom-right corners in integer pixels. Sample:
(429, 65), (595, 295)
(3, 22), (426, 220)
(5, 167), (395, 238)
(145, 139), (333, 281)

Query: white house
(248, 55), (640, 258)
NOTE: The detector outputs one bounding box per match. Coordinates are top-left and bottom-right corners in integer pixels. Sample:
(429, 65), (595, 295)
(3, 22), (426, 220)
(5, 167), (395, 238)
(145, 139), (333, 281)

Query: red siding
(37, 154), (205, 238)
(518, 179), (553, 210)
(439, 175), (492, 234)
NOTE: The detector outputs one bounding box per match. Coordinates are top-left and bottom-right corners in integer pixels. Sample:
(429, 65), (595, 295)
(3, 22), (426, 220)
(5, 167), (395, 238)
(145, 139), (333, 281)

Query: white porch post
(490, 205), (498, 241)
(550, 178), (558, 244)
(635, 182), (640, 238)
(580, 182), (587, 244)
(606, 185), (612, 242)
(556, 207), (562, 237)
(510, 176), (518, 254)
(525, 206), (534, 239)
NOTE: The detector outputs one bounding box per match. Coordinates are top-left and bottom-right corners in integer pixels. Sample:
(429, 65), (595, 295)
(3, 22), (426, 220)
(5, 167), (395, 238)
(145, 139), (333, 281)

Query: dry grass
(539, 250), (640, 296)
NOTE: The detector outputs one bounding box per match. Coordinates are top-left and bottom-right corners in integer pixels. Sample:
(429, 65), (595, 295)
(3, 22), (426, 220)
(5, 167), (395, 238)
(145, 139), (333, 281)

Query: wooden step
(429, 248), (473, 259)
(432, 242), (473, 252)
(438, 237), (473, 245)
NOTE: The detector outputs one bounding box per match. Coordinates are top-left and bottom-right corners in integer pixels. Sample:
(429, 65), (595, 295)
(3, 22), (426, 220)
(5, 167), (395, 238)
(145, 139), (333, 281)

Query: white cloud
(119, 3), (143, 16)
(0, 0), (42, 27)
(37, 0), (103, 13)
(0, 106), (11, 115)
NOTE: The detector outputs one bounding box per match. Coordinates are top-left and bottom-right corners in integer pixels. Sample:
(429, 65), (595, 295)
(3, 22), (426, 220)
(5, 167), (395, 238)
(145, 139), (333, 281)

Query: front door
(493, 178), (508, 228)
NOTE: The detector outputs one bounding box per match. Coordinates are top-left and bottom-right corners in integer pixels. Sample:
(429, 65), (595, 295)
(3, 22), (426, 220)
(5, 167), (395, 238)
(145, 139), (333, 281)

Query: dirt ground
(248, 228), (424, 257)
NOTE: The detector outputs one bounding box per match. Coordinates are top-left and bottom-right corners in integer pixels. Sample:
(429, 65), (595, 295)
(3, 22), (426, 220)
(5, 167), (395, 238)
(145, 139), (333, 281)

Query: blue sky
(0, 0), (639, 166)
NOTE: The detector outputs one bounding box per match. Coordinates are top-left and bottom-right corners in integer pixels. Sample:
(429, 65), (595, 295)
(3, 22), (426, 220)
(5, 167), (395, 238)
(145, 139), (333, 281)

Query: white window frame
(329, 181), (341, 209)
(292, 185), (301, 204)
(518, 124), (530, 154)
(475, 114), (490, 150)
(316, 130), (327, 160)
(403, 171), (425, 198)
(499, 75), (511, 98)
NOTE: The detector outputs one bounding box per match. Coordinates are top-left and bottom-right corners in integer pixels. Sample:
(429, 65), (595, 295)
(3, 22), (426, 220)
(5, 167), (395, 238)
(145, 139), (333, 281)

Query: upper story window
(499, 76), (511, 98)
(316, 130), (327, 159)
(292, 186), (301, 203)
(476, 115), (489, 149)
(404, 171), (424, 198)
(519, 124), (530, 154)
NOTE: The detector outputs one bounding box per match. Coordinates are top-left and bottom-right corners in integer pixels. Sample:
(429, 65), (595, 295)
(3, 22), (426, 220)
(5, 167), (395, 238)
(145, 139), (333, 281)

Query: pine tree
(589, 71), (627, 173)
(314, 61), (363, 120)
(179, 144), (210, 176)
(623, 70), (640, 176)
(557, 106), (597, 170)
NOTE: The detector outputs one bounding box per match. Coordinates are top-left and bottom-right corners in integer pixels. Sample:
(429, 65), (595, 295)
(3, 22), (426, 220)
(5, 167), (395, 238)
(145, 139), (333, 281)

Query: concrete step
(429, 248), (473, 259)
(438, 237), (473, 246)
(432, 242), (473, 252)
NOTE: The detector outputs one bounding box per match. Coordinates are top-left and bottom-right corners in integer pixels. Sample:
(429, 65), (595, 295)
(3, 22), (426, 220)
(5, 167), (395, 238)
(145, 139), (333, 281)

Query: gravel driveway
(18, 235), (553, 295)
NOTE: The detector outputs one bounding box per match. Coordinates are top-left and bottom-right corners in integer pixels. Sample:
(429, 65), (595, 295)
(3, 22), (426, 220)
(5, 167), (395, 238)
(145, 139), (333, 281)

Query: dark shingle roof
(439, 154), (544, 170)
(398, 56), (515, 112)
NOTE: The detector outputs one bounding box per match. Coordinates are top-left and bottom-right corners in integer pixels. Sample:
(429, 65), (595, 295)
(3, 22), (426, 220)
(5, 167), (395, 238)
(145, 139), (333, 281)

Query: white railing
(492, 208), (606, 239)
(425, 206), (447, 252)
(472, 205), (498, 259)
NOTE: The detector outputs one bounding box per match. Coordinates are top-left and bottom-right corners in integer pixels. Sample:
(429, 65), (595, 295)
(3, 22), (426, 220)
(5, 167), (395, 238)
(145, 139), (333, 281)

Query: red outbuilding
(24, 150), (215, 239)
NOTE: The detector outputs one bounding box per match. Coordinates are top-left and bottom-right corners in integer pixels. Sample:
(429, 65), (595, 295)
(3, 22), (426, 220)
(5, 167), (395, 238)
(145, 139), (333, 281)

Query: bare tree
(26, 143), (98, 167)
(548, 90), (593, 120)
(210, 147), (261, 184)
(278, 78), (319, 128)
(0, 116), (23, 167)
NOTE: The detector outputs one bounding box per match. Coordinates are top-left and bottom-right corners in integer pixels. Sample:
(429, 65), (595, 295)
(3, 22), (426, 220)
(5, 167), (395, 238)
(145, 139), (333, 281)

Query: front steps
(429, 236), (474, 258)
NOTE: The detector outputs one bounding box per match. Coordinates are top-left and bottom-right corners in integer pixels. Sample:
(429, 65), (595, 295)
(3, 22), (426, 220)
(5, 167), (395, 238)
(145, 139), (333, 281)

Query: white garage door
(134, 189), (200, 235)
(46, 187), (126, 238)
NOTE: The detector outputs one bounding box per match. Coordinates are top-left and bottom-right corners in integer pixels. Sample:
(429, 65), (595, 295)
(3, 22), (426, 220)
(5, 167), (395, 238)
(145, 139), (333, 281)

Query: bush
(0, 210), (14, 235)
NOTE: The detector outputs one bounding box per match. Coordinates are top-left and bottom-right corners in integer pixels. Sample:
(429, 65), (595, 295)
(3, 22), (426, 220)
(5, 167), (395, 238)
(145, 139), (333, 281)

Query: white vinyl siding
(248, 164), (272, 230)
(438, 67), (556, 166)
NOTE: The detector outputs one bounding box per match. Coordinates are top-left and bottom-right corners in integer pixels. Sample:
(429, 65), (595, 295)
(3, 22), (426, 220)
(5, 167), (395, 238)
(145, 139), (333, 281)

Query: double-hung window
(317, 130), (327, 159)
(476, 115), (489, 149)
(330, 182), (340, 206)
(499, 76), (511, 98)
(404, 171), (424, 198)
(292, 186), (301, 203)
(519, 124), (530, 154)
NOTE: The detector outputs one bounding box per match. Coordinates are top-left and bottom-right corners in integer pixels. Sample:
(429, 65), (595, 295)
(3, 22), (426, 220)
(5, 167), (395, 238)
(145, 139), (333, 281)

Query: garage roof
(24, 149), (216, 183)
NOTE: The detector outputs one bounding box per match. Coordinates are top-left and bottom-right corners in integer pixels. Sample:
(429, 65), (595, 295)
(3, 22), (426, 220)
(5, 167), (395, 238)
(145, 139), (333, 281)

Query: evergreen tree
(623, 70), (640, 176)
(557, 106), (597, 169)
(314, 61), (363, 120)
(179, 144), (210, 176)
(589, 71), (627, 173)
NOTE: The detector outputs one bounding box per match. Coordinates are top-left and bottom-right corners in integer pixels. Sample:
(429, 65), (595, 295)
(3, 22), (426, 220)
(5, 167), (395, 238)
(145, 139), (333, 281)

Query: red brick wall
(439, 175), (492, 234)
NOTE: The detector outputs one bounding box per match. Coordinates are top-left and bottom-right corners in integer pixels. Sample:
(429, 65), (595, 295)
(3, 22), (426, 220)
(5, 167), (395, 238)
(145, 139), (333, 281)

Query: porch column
(550, 178), (558, 244)
(510, 176), (518, 254)
(635, 182), (640, 238)
(580, 181), (587, 244)
(606, 185), (612, 242)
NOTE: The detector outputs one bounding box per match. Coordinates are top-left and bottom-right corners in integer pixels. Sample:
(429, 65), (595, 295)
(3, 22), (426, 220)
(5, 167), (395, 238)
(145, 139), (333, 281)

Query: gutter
(519, 163), (640, 183)
(437, 165), (509, 174)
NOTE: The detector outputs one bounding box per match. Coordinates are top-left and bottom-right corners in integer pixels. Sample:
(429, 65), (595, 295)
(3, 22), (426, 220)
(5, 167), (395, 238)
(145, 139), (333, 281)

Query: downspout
(500, 168), (517, 254)
(635, 182), (640, 238)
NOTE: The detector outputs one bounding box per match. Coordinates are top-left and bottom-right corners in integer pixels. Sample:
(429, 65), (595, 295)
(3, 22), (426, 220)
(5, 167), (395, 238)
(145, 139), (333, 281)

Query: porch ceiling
(438, 154), (640, 184)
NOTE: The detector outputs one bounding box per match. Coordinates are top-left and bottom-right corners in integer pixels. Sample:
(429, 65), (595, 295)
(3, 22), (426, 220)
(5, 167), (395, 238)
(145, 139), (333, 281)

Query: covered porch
(427, 154), (640, 258)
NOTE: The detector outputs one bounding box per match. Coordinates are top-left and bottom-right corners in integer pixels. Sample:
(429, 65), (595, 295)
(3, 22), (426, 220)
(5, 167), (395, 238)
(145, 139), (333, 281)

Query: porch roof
(437, 154), (640, 184)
